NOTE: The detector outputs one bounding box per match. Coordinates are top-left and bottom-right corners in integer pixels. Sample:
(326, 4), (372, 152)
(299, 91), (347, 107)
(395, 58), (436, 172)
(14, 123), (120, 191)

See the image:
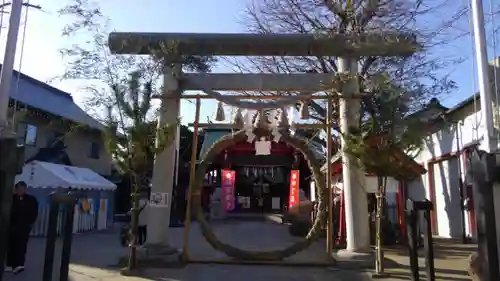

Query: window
(24, 124), (37, 146)
(46, 131), (64, 147)
(88, 141), (100, 159)
(15, 123), (27, 145)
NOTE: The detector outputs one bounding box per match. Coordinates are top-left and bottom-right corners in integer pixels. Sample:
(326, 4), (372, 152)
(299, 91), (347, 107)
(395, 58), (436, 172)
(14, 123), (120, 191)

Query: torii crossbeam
(108, 32), (419, 57)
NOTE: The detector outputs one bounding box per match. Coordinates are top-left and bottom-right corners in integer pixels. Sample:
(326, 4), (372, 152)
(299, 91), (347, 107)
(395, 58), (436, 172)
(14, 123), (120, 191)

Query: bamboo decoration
(182, 96), (201, 261)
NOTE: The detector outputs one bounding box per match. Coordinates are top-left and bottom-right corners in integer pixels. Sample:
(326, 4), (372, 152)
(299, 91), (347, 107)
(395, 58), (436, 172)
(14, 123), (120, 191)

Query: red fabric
(336, 191), (346, 245)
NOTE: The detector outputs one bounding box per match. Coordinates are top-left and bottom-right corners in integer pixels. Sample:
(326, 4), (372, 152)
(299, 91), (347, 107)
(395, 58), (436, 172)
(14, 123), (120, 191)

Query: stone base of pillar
(334, 248), (374, 267)
(117, 244), (184, 270)
(140, 243), (180, 256)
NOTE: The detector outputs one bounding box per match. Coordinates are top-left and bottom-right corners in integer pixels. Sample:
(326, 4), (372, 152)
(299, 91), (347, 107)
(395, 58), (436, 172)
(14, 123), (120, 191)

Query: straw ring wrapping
(190, 129), (328, 260)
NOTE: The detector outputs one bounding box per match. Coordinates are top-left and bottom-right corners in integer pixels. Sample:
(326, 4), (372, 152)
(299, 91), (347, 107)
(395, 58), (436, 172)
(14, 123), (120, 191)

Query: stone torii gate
(108, 32), (420, 259)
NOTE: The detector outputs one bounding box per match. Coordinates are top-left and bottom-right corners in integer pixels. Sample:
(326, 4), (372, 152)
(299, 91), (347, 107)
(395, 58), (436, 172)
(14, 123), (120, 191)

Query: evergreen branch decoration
(190, 129), (328, 261)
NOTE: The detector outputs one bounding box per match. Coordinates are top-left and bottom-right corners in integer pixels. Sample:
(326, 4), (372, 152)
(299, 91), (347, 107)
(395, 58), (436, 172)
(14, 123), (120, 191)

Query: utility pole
(470, 0), (500, 280)
(0, 2), (40, 279)
(0, 0), (23, 132)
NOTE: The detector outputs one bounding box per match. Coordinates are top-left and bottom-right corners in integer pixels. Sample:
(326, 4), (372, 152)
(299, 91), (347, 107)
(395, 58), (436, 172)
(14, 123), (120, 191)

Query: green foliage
(57, 0), (215, 120)
(342, 73), (426, 179)
(103, 71), (178, 186)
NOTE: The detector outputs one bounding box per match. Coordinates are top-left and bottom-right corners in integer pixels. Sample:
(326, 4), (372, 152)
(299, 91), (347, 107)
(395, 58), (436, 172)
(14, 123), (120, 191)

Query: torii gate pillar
(337, 58), (371, 256)
(146, 64), (181, 253)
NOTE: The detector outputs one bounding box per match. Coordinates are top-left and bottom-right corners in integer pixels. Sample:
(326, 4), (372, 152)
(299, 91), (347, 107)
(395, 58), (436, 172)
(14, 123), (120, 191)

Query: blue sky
(0, 0), (499, 124)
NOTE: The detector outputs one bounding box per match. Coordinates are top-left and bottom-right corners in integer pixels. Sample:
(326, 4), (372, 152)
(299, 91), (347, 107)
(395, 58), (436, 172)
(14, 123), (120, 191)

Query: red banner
(221, 170), (236, 211)
(289, 170), (300, 208)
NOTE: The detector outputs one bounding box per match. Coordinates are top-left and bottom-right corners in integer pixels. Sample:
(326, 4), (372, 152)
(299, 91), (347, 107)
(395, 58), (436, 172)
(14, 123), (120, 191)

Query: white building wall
(410, 104), (484, 238)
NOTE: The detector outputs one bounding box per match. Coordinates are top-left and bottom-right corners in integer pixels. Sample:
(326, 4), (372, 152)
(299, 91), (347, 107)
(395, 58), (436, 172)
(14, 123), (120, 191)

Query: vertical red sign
(289, 170), (300, 208)
(221, 170), (236, 211)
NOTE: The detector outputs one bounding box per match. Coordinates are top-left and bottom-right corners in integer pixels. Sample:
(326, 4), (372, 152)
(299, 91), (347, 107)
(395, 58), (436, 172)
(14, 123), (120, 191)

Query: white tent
(16, 161), (116, 191)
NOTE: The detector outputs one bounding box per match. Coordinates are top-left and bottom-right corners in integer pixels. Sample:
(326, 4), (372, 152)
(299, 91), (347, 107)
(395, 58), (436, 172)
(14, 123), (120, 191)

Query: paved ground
(1, 218), (474, 281)
(2, 219), (371, 281)
(381, 239), (475, 281)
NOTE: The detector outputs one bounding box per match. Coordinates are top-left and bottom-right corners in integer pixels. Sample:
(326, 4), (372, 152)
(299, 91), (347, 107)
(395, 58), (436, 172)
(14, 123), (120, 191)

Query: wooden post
(405, 199), (419, 281)
(471, 152), (499, 281)
(182, 96), (201, 261)
(423, 207), (435, 281)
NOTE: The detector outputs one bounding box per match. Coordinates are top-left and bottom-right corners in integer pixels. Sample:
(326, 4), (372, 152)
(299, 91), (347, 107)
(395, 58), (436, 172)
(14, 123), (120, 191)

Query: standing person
(137, 197), (148, 245)
(6, 181), (38, 274)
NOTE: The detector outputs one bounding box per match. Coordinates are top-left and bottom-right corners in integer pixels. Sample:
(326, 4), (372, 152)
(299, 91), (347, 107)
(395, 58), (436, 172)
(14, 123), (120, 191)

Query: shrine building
(198, 127), (325, 213)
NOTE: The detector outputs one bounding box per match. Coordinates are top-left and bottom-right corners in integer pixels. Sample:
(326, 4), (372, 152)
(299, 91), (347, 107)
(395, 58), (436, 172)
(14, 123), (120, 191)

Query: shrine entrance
(109, 28), (420, 265)
(234, 166), (288, 213)
(200, 127), (316, 215)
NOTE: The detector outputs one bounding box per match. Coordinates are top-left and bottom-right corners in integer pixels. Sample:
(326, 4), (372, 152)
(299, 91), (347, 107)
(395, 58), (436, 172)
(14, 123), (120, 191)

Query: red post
(336, 191), (346, 245)
(463, 151), (476, 237)
(396, 182), (407, 243)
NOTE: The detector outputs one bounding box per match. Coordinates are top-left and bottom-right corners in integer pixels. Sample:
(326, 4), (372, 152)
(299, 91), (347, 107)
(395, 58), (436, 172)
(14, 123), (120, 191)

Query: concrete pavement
(2, 220), (373, 281)
(380, 239), (475, 281)
(1, 218), (475, 281)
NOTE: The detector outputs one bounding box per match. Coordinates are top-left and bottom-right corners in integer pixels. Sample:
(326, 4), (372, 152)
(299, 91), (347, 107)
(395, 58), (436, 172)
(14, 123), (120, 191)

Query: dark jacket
(10, 194), (39, 231)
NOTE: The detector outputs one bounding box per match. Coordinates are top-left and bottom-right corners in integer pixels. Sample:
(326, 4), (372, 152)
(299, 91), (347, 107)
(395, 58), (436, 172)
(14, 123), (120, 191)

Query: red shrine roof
(321, 136), (426, 180)
(199, 128), (325, 160)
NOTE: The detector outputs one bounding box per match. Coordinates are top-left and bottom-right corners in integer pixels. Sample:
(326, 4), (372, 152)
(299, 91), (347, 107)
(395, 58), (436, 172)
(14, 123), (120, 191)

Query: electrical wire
(0, 0), (5, 38)
(11, 0), (30, 126)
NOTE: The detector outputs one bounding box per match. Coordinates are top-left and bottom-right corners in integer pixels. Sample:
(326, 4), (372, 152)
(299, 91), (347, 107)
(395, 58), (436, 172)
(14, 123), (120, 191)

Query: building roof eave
(1, 65), (107, 132)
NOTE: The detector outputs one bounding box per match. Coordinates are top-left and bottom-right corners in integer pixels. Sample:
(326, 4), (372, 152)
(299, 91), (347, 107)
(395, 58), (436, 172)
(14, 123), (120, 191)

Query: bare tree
(227, 0), (464, 127)
(57, 0), (215, 122)
(226, 0), (468, 272)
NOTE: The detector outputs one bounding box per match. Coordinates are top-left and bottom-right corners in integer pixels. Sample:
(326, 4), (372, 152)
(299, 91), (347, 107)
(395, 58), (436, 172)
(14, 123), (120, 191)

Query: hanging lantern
(233, 108), (244, 128)
(299, 101), (310, 120)
(278, 108), (290, 128)
(214, 101), (225, 121)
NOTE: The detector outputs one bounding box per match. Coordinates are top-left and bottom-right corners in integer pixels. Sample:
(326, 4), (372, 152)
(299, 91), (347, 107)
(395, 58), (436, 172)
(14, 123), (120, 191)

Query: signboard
(149, 192), (169, 208)
(221, 170), (236, 211)
(289, 170), (300, 208)
(255, 137), (271, 155)
(310, 181), (316, 202)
